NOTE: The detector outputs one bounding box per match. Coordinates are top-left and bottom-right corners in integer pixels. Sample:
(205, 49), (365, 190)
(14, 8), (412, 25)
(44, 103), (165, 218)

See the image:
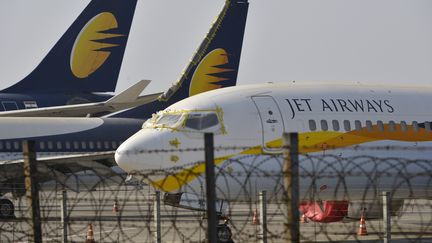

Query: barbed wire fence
(0, 135), (431, 242)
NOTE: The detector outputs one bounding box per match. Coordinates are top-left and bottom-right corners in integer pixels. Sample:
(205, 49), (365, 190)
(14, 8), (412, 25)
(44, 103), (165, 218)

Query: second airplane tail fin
(3, 0), (137, 93)
(112, 0), (249, 119)
(159, 0), (249, 102)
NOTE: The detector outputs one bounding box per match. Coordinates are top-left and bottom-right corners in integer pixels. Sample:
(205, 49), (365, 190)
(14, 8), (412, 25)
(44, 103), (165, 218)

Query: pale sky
(1, 0), (432, 95)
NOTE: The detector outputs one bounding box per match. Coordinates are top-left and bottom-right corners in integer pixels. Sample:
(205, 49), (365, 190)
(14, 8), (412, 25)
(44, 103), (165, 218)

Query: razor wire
(0, 146), (431, 242)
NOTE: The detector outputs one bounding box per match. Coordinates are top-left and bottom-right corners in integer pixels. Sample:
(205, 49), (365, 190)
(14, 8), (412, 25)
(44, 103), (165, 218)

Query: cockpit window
(185, 113), (219, 130)
(155, 114), (182, 127)
(144, 109), (225, 133)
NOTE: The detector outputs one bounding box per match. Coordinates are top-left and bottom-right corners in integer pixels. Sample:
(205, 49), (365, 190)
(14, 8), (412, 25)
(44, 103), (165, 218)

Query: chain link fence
(0, 145), (431, 242)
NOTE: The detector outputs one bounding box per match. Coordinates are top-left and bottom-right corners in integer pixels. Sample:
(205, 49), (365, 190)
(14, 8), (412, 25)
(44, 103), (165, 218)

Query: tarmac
(0, 184), (430, 242)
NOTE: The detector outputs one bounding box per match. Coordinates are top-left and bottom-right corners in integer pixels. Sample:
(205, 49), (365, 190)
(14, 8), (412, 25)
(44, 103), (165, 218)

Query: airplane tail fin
(3, 0), (137, 93)
(159, 0), (249, 102)
(112, 0), (249, 118)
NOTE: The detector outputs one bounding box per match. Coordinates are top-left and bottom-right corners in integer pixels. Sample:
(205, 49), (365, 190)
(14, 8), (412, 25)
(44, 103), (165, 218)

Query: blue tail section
(114, 0), (249, 118)
(3, 0), (137, 93)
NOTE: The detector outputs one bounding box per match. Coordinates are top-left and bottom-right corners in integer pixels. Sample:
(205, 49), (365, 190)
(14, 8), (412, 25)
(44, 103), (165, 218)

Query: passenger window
(425, 122), (431, 132)
(185, 113), (219, 130)
(48, 141), (53, 150)
(388, 121), (396, 132)
(332, 120), (340, 131)
(400, 121), (407, 132)
(56, 141), (62, 149)
(73, 141), (79, 149)
(104, 141), (110, 149)
(412, 121), (419, 132)
(111, 141), (117, 149)
(5, 142), (11, 150)
(13, 141), (19, 150)
(377, 120), (384, 132)
(320, 120), (328, 131)
(96, 141), (102, 149)
(355, 120), (362, 131)
(366, 120), (373, 132)
(81, 141), (87, 149)
(89, 141), (94, 149)
(39, 141), (45, 150)
(308, 120), (316, 131)
(343, 120), (351, 131)
(65, 142), (71, 150)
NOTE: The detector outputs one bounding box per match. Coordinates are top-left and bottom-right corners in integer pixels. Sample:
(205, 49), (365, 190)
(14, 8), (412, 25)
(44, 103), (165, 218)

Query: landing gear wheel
(217, 223), (234, 243)
(0, 199), (15, 219)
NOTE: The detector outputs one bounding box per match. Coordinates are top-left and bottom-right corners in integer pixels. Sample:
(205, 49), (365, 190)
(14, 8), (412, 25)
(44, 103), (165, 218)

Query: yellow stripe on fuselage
(150, 125), (432, 192)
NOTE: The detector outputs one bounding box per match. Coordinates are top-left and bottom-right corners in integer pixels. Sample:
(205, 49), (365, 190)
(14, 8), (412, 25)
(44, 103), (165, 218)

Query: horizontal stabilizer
(0, 80), (162, 117)
(106, 79), (151, 104)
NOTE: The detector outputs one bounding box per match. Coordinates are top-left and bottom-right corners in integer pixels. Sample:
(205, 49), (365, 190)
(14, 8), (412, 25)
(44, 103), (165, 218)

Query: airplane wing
(0, 151), (123, 195)
(0, 80), (163, 117)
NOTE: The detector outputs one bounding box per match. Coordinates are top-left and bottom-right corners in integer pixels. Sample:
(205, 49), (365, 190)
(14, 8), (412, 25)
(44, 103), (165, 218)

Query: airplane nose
(115, 129), (164, 173)
(115, 144), (135, 173)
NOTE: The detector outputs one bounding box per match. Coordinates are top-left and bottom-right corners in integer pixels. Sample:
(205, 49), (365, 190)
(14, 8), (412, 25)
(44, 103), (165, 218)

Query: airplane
(115, 82), (432, 223)
(0, 0), (137, 112)
(0, 0), (249, 218)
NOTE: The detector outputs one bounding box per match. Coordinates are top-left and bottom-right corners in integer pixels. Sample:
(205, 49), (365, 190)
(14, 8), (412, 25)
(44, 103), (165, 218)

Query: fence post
(154, 191), (161, 243)
(382, 191), (391, 243)
(204, 133), (217, 243)
(282, 133), (300, 243)
(61, 190), (68, 243)
(259, 190), (267, 243)
(23, 140), (42, 243)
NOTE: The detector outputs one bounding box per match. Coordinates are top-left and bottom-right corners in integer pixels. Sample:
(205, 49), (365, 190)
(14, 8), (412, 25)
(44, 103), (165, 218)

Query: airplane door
(1, 101), (18, 111)
(251, 96), (284, 153)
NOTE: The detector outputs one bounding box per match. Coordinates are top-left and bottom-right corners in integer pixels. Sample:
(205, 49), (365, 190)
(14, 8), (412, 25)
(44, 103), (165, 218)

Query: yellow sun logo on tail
(70, 12), (123, 78)
(189, 48), (234, 96)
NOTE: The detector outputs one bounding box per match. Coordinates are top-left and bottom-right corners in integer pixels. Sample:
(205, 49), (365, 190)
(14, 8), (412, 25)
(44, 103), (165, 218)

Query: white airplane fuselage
(116, 82), (432, 208)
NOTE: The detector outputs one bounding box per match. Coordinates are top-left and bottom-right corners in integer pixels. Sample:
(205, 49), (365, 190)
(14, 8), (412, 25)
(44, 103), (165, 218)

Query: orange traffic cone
(86, 223), (96, 243)
(252, 209), (259, 225)
(112, 200), (119, 213)
(357, 210), (368, 236)
(300, 213), (308, 223)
